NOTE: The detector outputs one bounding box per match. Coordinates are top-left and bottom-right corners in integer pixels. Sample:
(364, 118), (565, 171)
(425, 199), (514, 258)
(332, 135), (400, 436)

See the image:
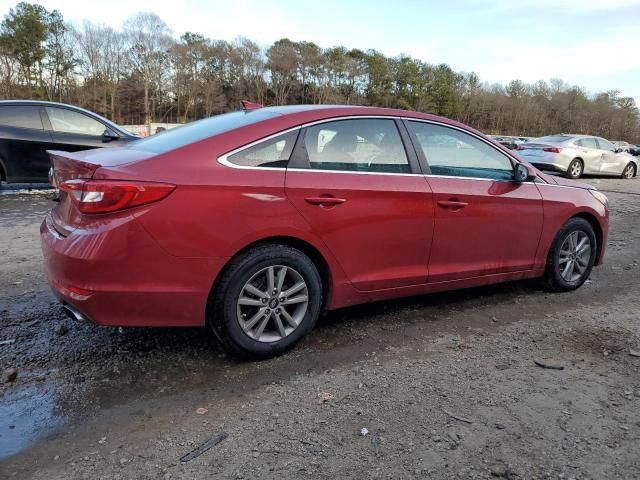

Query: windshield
(128, 110), (280, 154)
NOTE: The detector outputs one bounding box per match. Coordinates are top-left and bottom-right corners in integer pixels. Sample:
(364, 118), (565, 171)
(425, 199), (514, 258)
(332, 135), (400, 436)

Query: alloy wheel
(558, 231), (591, 282)
(236, 265), (309, 343)
(623, 164), (635, 179)
(570, 161), (582, 178)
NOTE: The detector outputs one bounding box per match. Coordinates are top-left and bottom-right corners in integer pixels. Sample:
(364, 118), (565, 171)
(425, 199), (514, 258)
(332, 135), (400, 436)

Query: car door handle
(437, 200), (469, 209)
(304, 196), (346, 206)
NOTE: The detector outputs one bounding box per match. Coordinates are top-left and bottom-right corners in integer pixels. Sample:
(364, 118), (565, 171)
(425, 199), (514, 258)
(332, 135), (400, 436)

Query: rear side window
(0, 106), (44, 130)
(227, 131), (298, 168)
(577, 138), (598, 149)
(302, 118), (410, 173)
(409, 121), (513, 180)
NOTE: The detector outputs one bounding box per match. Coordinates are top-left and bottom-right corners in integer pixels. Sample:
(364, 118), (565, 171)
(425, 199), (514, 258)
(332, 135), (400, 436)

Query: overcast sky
(3, 0), (640, 104)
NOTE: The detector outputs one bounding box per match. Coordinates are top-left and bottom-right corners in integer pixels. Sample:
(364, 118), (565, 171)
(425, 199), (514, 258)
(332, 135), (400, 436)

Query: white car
(612, 141), (631, 153)
(518, 134), (638, 179)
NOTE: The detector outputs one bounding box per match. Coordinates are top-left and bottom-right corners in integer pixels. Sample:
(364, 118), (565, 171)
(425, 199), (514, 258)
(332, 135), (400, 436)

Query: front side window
(303, 119), (410, 173)
(227, 130), (298, 168)
(0, 106), (44, 130)
(46, 107), (106, 136)
(409, 121), (514, 180)
(597, 138), (615, 152)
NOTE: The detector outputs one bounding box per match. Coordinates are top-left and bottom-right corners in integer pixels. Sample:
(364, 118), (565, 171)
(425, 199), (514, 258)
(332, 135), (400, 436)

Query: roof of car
(0, 100), (133, 136)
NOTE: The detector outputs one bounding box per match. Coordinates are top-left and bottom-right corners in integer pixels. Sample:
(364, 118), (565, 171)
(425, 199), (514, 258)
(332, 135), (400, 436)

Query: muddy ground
(0, 178), (639, 479)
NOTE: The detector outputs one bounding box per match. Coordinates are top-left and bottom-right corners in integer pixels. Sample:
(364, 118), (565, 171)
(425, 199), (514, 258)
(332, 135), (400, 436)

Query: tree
(0, 2), (49, 96)
(123, 12), (173, 123)
(266, 38), (297, 105)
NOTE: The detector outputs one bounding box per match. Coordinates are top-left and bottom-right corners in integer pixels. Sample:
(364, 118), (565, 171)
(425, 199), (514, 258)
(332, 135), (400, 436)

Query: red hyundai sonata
(41, 104), (609, 358)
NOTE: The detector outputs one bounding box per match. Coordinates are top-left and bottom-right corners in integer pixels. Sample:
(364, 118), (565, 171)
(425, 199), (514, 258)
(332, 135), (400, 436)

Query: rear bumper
(41, 212), (228, 327)
(520, 152), (570, 173)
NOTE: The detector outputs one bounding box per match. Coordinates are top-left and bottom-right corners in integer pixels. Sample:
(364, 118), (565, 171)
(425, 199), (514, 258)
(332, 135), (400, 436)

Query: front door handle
(437, 200), (469, 209)
(304, 196), (346, 207)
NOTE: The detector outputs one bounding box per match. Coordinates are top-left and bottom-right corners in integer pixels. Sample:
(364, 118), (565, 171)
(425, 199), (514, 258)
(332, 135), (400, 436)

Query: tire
(565, 159), (583, 179)
(208, 244), (323, 360)
(543, 217), (597, 292)
(621, 162), (636, 179)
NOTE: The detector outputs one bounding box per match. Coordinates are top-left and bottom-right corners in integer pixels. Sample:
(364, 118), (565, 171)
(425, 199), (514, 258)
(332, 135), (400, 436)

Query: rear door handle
(304, 196), (346, 206)
(437, 200), (469, 209)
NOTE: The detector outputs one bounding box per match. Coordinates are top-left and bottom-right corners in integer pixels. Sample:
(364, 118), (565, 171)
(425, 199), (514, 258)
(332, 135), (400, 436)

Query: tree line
(1, 2), (638, 142)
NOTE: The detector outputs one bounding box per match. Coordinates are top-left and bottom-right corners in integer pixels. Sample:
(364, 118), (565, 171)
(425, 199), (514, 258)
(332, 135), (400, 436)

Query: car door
(0, 104), (53, 182)
(406, 120), (544, 283)
(596, 137), (626, 175)
(285, 117), (434, 291)
(43, 106), (115, 152)
(576, 137), (602, 174)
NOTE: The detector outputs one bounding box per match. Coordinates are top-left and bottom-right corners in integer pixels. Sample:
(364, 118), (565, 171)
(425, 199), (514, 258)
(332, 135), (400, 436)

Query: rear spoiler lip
(47, 150), (103, 186)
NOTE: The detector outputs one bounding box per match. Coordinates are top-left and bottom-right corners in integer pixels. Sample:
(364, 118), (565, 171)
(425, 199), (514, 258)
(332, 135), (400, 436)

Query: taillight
(59, 179), (176, 214)
(543, 147), (562, 153)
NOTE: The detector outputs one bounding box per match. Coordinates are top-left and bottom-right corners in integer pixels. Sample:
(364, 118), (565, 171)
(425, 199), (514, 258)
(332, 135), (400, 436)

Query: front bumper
(41, 212), (228, 327)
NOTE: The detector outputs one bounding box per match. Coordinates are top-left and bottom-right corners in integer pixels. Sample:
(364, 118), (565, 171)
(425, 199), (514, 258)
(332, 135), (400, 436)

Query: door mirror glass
(514, 162), (536, 182)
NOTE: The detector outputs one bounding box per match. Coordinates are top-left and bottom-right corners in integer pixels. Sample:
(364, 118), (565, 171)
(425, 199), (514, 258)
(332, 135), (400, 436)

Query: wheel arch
(571, 212), (603, 265)
(207, 235), (333, 316)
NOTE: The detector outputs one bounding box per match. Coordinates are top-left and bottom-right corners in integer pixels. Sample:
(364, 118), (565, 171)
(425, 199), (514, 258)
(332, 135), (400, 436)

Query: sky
(2, 0), (640, 103)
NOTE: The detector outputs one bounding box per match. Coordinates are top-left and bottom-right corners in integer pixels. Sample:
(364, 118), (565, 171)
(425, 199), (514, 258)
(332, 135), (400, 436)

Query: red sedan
(41, 105), (609, 359)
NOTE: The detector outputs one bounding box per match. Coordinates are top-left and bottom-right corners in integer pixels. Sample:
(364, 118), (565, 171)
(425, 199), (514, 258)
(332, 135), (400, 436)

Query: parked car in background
(612, 141), (631, 153)
(42, 104), (609, 359)
(0, 100), (138, 184)
(630, 144), (640, 156)
(489, 135), (529, 150)
(517, 134), (637, 179)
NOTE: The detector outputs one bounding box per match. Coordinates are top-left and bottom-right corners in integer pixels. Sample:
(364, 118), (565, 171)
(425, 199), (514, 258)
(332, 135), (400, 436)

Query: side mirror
(614, 147), (622, 153)
(102, 128), (120, 143)
(514, 163), (536, 182)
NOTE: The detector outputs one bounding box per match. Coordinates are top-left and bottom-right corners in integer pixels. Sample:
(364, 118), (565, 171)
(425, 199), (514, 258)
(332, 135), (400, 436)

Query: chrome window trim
(217, 115), (413, 174)
(217, 114), (545, 183)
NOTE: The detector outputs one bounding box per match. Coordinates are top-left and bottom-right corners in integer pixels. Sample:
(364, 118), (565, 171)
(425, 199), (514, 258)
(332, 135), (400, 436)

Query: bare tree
(122, 12), (173, 123)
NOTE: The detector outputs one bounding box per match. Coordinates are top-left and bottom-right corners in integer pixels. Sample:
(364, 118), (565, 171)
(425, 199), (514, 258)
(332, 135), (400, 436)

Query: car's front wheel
(208, 244), (323, 359)
(543, 217), (597, 292)
(621, 162), (636, 179)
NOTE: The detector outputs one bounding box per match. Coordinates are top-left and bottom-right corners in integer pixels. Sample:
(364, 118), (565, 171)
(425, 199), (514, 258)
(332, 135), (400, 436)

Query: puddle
(0, 385), (65, 460)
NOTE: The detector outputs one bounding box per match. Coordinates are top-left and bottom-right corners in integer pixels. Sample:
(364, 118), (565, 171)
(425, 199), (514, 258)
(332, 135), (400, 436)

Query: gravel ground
(0, 178), (639, 479)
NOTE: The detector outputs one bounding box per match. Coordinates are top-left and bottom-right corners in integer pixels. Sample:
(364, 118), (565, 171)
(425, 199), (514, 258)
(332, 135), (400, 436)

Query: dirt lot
(1, 178), (639, 479)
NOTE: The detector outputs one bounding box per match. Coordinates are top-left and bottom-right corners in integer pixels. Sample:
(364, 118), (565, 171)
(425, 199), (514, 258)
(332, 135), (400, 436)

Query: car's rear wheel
(543, 217), (596, 292)
(208, 244), (323, 359)
(566, 159), (583, 179)
(621, 162), (636, 179)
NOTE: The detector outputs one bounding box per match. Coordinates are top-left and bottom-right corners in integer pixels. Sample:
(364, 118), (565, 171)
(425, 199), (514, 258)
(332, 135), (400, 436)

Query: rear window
(536, 135), (574, 144)
(0, 105), (44, 130)
(128, 110), (280, 154)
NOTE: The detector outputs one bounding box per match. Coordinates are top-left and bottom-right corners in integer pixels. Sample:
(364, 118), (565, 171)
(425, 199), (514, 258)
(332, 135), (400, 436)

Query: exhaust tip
(62, 304), (86, 322)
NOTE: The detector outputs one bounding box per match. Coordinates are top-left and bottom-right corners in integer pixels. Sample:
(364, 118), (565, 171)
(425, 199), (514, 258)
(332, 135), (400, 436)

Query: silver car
(518, 134), (638, 179)
(612, 141), (631, 153)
